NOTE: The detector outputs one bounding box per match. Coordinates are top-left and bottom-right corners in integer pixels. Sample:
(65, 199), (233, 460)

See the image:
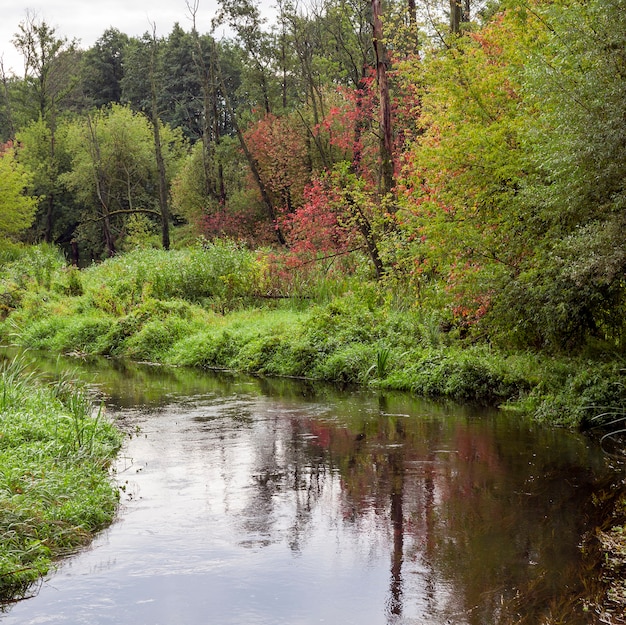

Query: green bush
(313, 343), (377, 385)
(83, 240), (259, 312)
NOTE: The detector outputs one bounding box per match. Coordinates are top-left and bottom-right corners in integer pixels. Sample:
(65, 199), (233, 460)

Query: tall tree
(12, 13), (78, 121)
(147, 26), (171, 250)
(81, 28), (129, 108)
(371, 0), (394, 196)
(187, 1), (226, 203)
(215, 0), (278, 114)
(11, 14), (80, 242)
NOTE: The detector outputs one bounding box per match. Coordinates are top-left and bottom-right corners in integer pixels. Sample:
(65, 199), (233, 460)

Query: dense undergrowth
(1, 242), (625, 429)
(0, 354), (122, 602)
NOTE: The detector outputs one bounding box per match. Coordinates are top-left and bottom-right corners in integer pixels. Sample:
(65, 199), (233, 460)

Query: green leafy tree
(491, 0), (626, 349)
(61, 104), (185, 257)
(16, 118), (77, 246)
(0, 142), (37, 238)
(80, 28), (129, 108)
(11, 14), (82, 243)
(11, 13), (80, 122)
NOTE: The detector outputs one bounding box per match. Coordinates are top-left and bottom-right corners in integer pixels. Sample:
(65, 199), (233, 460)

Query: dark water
(1, 355), (622, 624)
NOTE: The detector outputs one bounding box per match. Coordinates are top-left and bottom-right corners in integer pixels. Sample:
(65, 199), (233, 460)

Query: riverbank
(0, 242), (624, 616)
(0, 356), (122, 603)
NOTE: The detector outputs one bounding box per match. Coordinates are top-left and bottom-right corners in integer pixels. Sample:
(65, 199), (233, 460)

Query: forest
(0, 0), (623, 353)
(0, 0), (625, 612)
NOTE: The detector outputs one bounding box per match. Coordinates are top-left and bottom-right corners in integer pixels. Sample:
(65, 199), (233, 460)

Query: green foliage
(527, 362), (626, 428)
(0, 356), (121, 601)
(83, 241), (259, 311)
(16, 118), (77, 246)
(0, 244), (66, 306)
(61, 104), (186, 257)
(492, 0), (626, 351)
(0, 146), (37, 237)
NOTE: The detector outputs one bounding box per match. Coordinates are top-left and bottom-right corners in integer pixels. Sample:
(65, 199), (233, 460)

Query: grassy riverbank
(1, 243), (625, 428)
(0, 242), (624, 615)
(0, 355), (122, 602)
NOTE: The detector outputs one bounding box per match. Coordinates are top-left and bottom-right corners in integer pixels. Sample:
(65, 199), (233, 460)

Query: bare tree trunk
(149, 30), (170, 250)
(371, 0), (394, 197)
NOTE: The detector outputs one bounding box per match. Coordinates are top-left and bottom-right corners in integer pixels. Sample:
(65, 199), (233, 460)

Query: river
(0, 354), (621, 624)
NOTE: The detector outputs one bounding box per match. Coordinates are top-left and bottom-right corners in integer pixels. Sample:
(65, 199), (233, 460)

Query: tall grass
(0, 355), (122, 601)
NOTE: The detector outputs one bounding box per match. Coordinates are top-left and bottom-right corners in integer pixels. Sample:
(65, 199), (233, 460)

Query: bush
(84, 241), (260, 312)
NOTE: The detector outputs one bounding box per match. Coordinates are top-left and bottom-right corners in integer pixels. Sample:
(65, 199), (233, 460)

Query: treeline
(1, 0), (625, 353)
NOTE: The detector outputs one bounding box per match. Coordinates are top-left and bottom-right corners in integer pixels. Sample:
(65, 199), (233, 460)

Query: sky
(0, 0), (244, 77)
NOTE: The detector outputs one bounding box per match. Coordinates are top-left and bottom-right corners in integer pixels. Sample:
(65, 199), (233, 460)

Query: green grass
(2, 244), (625, 427)
(0, 355), (122, 601)
(1, 243), (625, 611)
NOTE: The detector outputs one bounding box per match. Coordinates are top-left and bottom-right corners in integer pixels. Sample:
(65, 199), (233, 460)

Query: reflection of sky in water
(0, 355), (618, 625)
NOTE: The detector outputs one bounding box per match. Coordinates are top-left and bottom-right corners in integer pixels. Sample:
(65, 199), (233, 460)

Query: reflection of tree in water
(230, 393), (613, 625)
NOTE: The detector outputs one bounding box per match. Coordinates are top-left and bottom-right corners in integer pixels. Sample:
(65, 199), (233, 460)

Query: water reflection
(0, 350), (621, 625)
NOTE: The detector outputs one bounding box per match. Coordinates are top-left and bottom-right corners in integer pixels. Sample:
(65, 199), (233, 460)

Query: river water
(0, 355), (622, 624)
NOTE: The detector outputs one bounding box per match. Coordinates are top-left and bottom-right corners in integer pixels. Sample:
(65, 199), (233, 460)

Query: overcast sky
(0, 0), (253, 77)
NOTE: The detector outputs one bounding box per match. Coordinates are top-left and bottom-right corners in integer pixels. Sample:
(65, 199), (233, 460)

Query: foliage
(488, 0), (626, 350)
(0, 355), (121, 601)
(82, 241), (260, 310)
(15, 119), (77, 246)
(396, 5), (540, 332)
(0, 142), (37, 237)
(61, 104), (186, 256)
(244, 113), (310, 214)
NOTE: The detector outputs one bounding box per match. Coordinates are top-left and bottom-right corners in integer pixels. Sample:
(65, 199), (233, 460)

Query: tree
(11, 12), (79, 122)
(396, 5), (539, 326)
(215, 0), (278, 114)
(371, 0), (394, 196)
(80, 28), (129, 108)
(0, 142), (37, 238)
(0, 59), (16, 141)
(147, 26), (172, 250)
(491, 0), (626, 349)
(16, 118), (77, 246)
(11, 14), (81, 243)
(61, 105), (184, 257)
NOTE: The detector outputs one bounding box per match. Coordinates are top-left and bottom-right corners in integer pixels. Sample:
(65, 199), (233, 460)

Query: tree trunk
(450, 0), (470, 33)
(345, 191), (385, 279)
(371, 0), (395, 198)
(149, 33), (170, 250)
(152, 117), (170, 250)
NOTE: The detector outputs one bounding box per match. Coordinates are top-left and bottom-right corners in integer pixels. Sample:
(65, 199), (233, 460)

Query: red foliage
(281, 176), (360, 257)
(244, 113), (310, 216)
(0, 140), (15, 156)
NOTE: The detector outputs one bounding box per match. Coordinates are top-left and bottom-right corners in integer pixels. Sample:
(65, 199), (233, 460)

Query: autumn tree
(396, 5), (539, 325)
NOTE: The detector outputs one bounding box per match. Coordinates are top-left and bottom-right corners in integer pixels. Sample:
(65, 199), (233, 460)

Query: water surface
(0, 356), (620, 624)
